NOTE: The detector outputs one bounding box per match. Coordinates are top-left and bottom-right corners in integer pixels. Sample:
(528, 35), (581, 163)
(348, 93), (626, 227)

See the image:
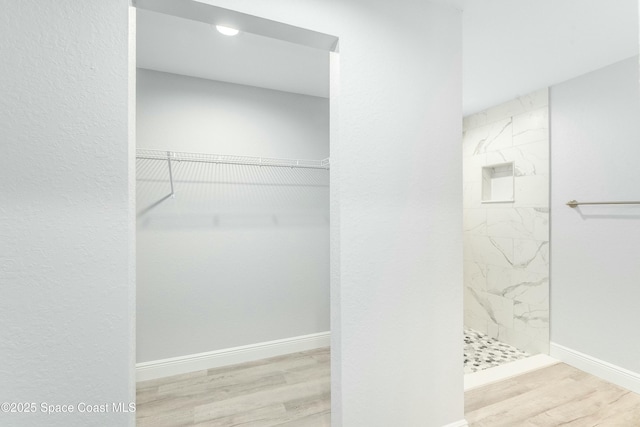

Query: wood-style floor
(136, 348), (330, 426)
(137, 350), (640, 426)
(466, 362), (640, 426)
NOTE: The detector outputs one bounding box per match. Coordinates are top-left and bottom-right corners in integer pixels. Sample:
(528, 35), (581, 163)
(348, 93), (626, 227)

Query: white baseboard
(442, 420), (468, 427)
(136, 331), (330, 382)
(464, 354), (560, 391)
(550, 342), (640, 394)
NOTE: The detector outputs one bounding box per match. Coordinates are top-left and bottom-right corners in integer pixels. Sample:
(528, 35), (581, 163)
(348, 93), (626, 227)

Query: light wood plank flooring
(136, 348), (330, 426)
(137, 351), (640, 426)
(466, 362), (640, 426)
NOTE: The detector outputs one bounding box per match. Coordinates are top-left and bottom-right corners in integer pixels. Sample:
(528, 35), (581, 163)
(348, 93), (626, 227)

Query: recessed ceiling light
(216, 25), (239, 36)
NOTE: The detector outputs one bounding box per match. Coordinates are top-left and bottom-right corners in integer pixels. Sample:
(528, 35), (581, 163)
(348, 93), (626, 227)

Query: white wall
(191, 1), (464, 425)
(550, 56), (640, 374)
(137, 69), (329, 158)
(463, 89), (550, 355)
(136, 69), (330, 362)
(1, 0), (463, 425)
(0, 1), (134, 426)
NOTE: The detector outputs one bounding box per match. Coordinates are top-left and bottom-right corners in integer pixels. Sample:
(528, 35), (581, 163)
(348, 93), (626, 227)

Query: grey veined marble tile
(513, 239), (549, 274)
(513, 107), (549, 146)
(464, 261), (488, 291)
(485, 140), (549, 178)
(486, 265), (549, 306)
(486, 207), (549, 241)
(463, 88), (548, 131)
(463, 88), (550, 361)
(513, 175), (549, 208)
(463, 209), (487, 236)
(464, 235), (514, 268)
(462, 117), (513, 157)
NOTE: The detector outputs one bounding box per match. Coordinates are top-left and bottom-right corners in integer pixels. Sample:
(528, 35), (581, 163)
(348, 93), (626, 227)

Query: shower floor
(464, 328), (529, 373)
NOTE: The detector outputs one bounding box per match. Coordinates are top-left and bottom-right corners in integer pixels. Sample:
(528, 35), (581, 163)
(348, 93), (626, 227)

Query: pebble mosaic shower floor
(464, 328), (529, 373)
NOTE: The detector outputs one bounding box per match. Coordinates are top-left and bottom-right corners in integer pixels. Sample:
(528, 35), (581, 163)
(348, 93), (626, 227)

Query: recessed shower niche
(481, 162), (514, 203)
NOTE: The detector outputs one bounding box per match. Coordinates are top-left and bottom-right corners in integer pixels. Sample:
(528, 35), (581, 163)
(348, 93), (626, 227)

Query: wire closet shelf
(136, 149), (330, 170)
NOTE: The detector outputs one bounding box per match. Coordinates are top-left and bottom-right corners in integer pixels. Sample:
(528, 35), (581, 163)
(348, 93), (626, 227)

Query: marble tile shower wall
(462, 88), (549, 355)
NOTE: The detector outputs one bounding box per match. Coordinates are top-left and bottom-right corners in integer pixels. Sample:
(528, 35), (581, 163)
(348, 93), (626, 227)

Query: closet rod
(136, 149), (330, 170)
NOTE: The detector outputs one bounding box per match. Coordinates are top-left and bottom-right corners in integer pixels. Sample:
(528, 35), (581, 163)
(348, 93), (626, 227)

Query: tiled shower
(463, 89), (550, 362)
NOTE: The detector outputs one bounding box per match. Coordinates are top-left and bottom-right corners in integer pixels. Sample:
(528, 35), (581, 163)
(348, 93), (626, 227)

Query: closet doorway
(134, 2), (337, 424)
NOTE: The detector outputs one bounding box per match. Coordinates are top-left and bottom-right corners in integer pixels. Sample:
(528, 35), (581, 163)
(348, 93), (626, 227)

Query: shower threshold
(463, 328), (558, 391)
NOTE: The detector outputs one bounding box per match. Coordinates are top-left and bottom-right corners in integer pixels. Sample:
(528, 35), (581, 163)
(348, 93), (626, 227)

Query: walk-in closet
(134, 5), (331, 423)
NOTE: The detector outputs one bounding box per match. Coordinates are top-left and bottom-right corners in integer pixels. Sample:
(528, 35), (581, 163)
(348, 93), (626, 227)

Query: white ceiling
(137, 1), (639, 113)
(137, 9), (329, 98)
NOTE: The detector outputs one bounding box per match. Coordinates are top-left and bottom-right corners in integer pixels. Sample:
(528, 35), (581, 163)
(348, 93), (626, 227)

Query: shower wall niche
(482, 162), (514, 203)
(463, 88), (550, 355)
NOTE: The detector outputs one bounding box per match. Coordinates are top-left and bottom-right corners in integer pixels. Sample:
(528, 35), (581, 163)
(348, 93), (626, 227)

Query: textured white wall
(550, 56), (640, 374)
(136, 69), (330, 362)
(0, 1), (134, 426)
(190, 1), (464, 425)
(1, 0), (463, 424)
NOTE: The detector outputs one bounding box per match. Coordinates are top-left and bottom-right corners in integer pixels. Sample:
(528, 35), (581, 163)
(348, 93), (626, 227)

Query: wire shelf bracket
(137, 150), (176, 218)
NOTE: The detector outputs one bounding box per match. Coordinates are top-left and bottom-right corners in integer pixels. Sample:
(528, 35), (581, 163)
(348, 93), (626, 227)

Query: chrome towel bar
(566, 200), (640, 208)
